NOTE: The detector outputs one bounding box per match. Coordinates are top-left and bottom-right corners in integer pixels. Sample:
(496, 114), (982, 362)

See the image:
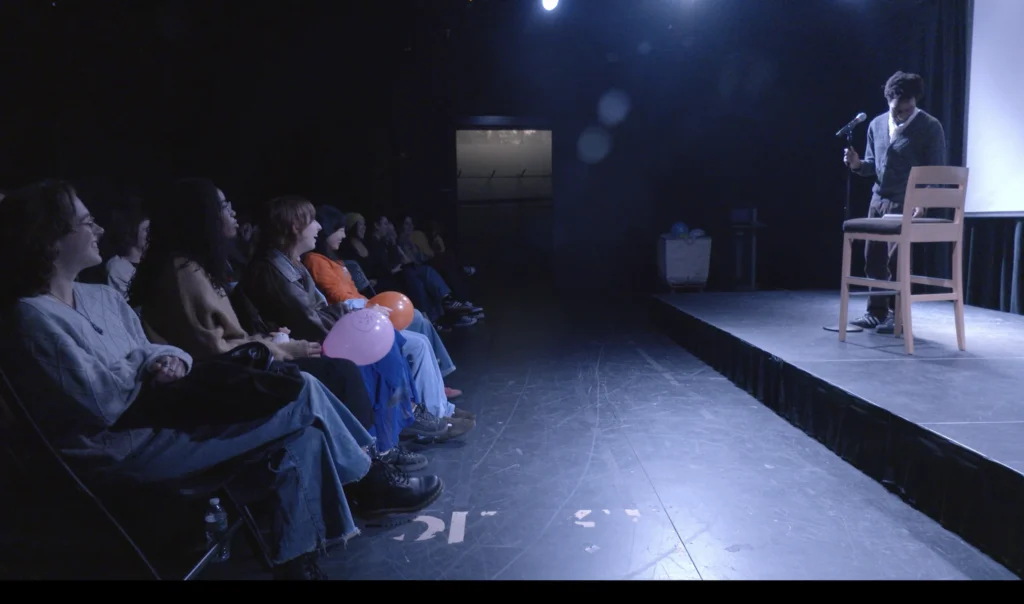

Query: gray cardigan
(854, 109), (946, 205)
(1, 283), (192, 476)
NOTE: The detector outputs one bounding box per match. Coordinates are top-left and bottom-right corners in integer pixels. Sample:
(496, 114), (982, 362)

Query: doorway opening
(455, 128), (553, 278)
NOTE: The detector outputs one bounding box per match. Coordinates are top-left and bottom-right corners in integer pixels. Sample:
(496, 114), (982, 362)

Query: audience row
(0, 179), (484, 579)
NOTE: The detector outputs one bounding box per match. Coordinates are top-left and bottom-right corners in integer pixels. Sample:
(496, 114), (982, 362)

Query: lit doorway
(455, 127), (553, 278)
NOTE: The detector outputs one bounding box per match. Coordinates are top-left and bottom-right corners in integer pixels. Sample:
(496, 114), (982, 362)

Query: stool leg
(898, 242), (914, 354)
(952, 239), (966, 350)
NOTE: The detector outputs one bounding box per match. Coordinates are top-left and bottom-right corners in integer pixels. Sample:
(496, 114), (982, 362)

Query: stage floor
(655, 290), (1024, 476)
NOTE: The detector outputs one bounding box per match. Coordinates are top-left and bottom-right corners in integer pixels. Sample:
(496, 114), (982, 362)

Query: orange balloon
(369, 291), (415, 331)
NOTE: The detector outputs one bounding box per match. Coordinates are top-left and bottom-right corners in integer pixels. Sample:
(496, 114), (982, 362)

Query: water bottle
(204, 498), (231, 563)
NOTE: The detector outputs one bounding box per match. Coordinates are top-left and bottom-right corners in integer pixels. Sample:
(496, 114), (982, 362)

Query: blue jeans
(357, 334), (417, 452)
(408, 264), (451, 302)
(399, 329), (454, 419)
(406, 308), (456, 378)
(114, 372), (373, 565)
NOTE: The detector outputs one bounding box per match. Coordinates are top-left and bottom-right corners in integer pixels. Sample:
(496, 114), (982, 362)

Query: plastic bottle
(204, 497), (231, 563)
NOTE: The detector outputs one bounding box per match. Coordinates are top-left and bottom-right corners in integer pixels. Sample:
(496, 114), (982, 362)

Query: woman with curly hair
(0, 180), (389, 579)
(129, 180), (452, 515)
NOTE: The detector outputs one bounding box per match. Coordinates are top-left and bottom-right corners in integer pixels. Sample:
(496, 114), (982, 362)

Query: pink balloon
(322, 309), (396, 366)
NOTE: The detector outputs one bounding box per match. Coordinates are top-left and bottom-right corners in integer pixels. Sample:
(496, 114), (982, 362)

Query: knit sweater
(854, 109), (947, 205)
(1, 283), (192, 473)
(138, 258), (314, 362)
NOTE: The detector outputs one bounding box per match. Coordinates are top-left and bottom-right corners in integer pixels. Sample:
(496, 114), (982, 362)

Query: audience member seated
(128, 179), (446, 511)
(0, 180), (395, 580)
(399, 214), (478, 301)
(237, 195), (475, 433)
(424, 219), (473, 274)
(375, 215), (483, 319)
(340, 212), (444, 325)
(303, 205), (463, 401)
(103, 197), (149, 298)
(344, 213), (479, 328)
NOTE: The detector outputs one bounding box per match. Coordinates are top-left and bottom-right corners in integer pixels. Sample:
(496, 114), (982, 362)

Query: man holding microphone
(843, 71), (947, 334)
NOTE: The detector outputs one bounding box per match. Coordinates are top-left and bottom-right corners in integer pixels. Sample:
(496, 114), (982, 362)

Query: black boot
(272, 552), (328, 580)
(346, 459), (444, 519)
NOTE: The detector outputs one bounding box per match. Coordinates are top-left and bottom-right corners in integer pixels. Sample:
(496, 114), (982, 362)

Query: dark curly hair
(0, 180), (80, 307)
(129, 178), (233, 309)
(884, 71), (925, 104)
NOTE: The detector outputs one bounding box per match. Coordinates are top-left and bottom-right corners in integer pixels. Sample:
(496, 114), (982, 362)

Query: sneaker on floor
(400, 406), (450, 440)
(437, 416), (475, 441)
(452, 407), (475, 421)
(273, 553), (328, 580)
(347, 459), (444, 519)
(444, 386), (463, 399)
(850, 313), (884, 329)
(433, 322), (452, 333)
(453, 315), (477, 328)
(443, 300), (477, 314)
(875, 311), (896, 334)
(461, 300), (484, 315)
(380, 445), (428, 472)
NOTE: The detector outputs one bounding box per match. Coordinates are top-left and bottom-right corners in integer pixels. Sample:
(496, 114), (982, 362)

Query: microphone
(835, 112), (867, 138)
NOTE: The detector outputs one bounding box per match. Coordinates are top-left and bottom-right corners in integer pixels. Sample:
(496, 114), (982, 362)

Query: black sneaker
(400, 406), (450, 440)
(273, 552), (328, 580)
(443, 299), (476, 314)
(875, 311), (896, 334)
(381, 445), (428, 472)
(453, 315), (477, 328)
(436, 416), (476, 442)
(347, 459), (444, 519)
(452, 407), (475, 421)
(850, 313), (884, 329)
(462, 300), (485, 315)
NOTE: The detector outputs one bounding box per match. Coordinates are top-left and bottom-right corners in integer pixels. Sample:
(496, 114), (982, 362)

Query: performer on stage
(843, 71), (946, 333)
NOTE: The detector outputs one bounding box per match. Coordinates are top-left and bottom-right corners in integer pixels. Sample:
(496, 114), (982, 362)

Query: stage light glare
(542, 0), (558, 11)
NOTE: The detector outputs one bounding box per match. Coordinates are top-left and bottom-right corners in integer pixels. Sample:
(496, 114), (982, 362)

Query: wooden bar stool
(838, 166), (969, 355)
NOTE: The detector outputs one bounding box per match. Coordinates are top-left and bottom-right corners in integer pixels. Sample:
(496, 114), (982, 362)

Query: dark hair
(312, 205), (347, 260)
(884, 71), (925, 104)
(107, 197), (148, 258)
(129, 178), (232, 308)
(367, 214), (392, 238)
(259, 195), (315, 252)
(0, 180), (79, 306)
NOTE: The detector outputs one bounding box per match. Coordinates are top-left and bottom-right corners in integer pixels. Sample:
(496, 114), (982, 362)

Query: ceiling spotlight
(542, 0), (558, 11)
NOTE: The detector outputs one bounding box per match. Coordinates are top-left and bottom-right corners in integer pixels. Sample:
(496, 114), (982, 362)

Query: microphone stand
(823, 128), (864, 332)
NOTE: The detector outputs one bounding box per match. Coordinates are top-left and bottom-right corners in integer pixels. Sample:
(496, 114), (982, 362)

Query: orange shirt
(302, 252), (366, 305)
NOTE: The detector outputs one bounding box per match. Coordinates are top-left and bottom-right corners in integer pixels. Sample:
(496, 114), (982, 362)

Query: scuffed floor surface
(205, 289), (1016, 580)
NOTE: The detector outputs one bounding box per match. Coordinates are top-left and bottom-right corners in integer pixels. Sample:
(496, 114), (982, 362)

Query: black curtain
(965, 218), (1024, 315)
(905, 0), (966, 288)
(907, 0), (1023, 315)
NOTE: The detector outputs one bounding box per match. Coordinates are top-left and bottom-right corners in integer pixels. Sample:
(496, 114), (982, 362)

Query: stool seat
(842, 217), (951, 236)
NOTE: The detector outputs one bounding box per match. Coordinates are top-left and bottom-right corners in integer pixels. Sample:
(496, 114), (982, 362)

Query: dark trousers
(290, 357), (374, 432)
(865, 197), (902, 318)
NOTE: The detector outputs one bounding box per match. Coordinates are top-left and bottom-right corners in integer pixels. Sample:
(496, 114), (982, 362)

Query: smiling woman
(0, 180), (103, 307)
(0, 180), (398, 580)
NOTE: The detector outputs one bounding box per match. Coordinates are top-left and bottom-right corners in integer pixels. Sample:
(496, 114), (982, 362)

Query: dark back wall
(0, 0), (967, 293)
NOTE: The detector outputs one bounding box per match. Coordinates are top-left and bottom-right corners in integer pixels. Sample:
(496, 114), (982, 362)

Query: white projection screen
(965, 0), (1024, 216)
